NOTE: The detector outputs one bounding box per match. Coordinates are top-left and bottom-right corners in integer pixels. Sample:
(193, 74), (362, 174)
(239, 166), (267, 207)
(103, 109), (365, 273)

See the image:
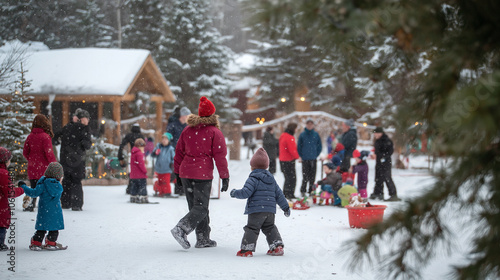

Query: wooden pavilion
(21, 48), (175, 144)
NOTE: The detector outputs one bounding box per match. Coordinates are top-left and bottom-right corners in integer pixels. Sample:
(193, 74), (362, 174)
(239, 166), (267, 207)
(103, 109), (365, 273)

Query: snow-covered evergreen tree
(121, 0), (164, 51)
(0, 63), (34, 179)
(154, 0), (236, 119)
(64, 0), (114, 48)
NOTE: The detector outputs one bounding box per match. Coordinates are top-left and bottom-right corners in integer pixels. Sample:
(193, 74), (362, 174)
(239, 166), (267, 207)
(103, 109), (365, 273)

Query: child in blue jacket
(230, 147), (290, 257)
(151, 133), (175, 197)
(19, 162), (67, 251)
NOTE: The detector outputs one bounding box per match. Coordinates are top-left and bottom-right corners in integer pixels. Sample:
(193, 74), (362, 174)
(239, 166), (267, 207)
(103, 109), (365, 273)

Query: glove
(221, 178), (229, 192)
(230, 189), (236, 197)
(284, 207), (291, 217)
(316, 180), (324, 186)
(18, 180), (26, 188)
(175, 173), (182, 188)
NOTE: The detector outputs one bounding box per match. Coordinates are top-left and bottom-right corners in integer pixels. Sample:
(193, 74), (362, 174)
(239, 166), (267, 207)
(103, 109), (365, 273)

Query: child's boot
(267, 245), (284, 256)
(195, 234), (217, 248)
(0, 243), (8, 251)
(29, 238), (43, 251)
(130, 195), (138, 203)
(44, 238), (68, 250)
(236, 250), (253, 257)
(139, 195), (149, 204)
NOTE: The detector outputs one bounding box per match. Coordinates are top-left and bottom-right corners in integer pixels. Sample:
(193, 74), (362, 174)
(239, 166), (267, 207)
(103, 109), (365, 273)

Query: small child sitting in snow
(315, 156), (342, 206)
(338, 179), (359, 207)
(230, 147), (290, 257)
(19, 162), (67, 250)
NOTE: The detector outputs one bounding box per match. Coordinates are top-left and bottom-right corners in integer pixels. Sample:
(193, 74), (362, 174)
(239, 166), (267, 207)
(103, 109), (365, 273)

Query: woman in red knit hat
(22, 114), (57, 211)
(171, 96), (230, 250)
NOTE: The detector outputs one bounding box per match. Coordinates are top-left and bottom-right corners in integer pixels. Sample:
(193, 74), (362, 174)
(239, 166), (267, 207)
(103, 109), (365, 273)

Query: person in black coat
(369, 127), (401, 201)
(53, 109), (92, 211)
(117, 123), (144, 194)
(262, 126), (279, 174)
(167, 106), (191, 195)
(340, 119), (358, 173)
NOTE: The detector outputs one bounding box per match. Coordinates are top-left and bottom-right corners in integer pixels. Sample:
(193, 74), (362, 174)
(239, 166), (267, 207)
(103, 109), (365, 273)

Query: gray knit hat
(180, 107), (191, 116)
(76, 109), (90, 119)
(345, 119), (355, 128)
(44, 162), (64, 180)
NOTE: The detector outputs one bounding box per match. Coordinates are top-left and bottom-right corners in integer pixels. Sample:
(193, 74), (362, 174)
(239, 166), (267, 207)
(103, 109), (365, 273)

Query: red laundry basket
(345, 205), (387, 229)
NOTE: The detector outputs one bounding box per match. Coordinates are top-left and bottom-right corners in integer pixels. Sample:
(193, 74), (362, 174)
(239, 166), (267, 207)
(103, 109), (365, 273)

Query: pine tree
(154, 0), (235, 119)
(0, 63), (34, 179)
(121, 0), (164, 51)
(64, 0), (114, 48)
(244, 1), (500, 279)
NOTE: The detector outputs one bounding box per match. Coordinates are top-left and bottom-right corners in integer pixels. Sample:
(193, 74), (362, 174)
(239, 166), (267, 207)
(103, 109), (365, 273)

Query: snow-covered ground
(3, 146), (473, 280)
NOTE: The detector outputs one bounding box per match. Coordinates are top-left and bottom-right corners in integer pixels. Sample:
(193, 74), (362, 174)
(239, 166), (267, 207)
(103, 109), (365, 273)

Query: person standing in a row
(370, 127), (401, 201)
(167, 106), (191, 196)
(339, 119), (358, 174)
(53, 109), (91, 211)
(23, 114), (57, 212)
(118, 123), (144, 195)
(297, 119), (322, 197)
(171, 97), (229, 250)
(279, 123), (299, 200)
(262, 126), (279, 174)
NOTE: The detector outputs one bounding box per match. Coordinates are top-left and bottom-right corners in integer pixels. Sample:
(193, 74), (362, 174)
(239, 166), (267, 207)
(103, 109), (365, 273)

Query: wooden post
(62, 101), (70, 126)
(155, 101), (163, 143)
(229, 121), (242, 160)
(113, 100), (121, 145)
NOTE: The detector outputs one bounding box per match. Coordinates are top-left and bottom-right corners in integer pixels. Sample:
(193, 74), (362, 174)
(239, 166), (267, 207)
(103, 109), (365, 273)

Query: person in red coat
(0, 147), (25, 251)
(171, 96), (229, 250)
(22, 114), (57, 212)
(279, 123), (300, 199)
(129, 138), (149, 203)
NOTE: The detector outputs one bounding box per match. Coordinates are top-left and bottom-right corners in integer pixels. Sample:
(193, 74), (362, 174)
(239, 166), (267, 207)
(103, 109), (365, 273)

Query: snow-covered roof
(30, 48), (150, 95)
(1, 43), (151, 96)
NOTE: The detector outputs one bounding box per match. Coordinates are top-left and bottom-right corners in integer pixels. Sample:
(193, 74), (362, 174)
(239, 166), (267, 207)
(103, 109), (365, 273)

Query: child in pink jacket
(129, 138), (148, 203)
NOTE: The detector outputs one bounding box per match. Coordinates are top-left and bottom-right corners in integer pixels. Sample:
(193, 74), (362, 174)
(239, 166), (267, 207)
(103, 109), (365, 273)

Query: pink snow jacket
(174, 114), (229, 180)
(23, 128), (57, 180)
(129, 147), (147, 179)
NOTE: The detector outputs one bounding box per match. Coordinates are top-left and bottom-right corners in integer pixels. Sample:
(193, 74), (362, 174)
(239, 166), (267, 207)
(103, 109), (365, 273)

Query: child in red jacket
(0, 147), (24, 251)
(129, 138), (149, 203)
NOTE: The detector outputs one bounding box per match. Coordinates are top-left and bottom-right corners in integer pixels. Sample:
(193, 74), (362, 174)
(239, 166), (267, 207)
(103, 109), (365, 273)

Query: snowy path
(2, 153), (471, 280)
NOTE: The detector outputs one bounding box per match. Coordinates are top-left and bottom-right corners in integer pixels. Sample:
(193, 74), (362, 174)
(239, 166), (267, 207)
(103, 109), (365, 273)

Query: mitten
(284, 207), (291, 217)
(221, 178), (229, 192)
(155, 149), (161, 155)
(230, 189), (236, 198)
(175, 173), (182, 187)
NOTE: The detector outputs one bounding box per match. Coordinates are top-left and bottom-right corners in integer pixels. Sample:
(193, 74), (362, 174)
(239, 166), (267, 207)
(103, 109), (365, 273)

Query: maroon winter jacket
(129, 147), (148, 179)
(0, 164), (24, 228)
(23, 128), (57, 180)
(174, 114), (229, 180)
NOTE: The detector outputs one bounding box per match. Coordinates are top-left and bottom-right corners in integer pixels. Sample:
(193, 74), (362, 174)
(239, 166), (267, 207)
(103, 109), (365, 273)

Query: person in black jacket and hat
(53, 109), (92, 211)
(369, 127), (401, 201)
(118, 123), (144, 194)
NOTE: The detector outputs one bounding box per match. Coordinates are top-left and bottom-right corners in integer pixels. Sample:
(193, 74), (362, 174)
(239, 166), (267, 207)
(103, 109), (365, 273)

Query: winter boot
(171, 226), (190, 249)
(195, 235), (217, 248)
(29, 239), (43, 251)
(0, 243), (8, 251)
(384, 195), (401, 202)
(140, 196), (149, 204)
(236, 250), (253, 257)
(369, 193), (384, 200)
(267, 246), (284, 256)
(130, 195), (138, 203)
(44, 238), (68, 251)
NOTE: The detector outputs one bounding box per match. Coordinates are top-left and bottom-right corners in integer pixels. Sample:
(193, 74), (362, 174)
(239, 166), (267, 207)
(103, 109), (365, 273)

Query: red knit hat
(198, 96), (216, 117)
(0, 147), (12, 164)
(250, 147), (270, 170)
